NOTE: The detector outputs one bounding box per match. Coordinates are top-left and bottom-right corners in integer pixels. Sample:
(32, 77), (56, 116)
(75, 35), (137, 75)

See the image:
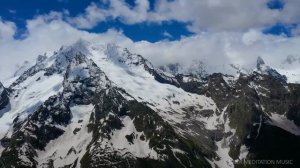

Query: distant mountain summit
(0, 40), (299, 168)
(255, 56), (287, 82)
(256, 56), (265, 69)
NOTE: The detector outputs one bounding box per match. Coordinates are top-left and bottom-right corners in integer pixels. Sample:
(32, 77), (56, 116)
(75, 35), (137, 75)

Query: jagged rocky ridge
(0, 82), (9, 113)
(0, 40), (299, 168)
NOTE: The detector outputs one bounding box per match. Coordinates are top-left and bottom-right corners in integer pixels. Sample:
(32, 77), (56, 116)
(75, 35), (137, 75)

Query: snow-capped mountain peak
(254, 56), (287, 82)
(256, 56), (266, 70)
(1, 41), (300, 168)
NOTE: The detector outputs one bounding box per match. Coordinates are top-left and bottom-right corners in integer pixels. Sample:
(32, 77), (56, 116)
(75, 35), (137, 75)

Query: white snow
(238, 145), (248, 160)
(198, 106), (227, 130)
(1, 76), (19, 87)
(267, 113), (300, 136)
(14, 61), (32, 78)
(205, 158), (216, 168)
(88, 43), (218, 127)
(0, 71), (64, 143)
(213, 107), (237, 168)
(278, 69), (300, 84)
(277, 60), (300, 83)
(214, 140), (234, 168)
(3, 41), (285, 167)
(223, 75), (236, 86)
(68, 62), (90, 80)
(109, 116), (158, 159)
(36, 104), (94, 168)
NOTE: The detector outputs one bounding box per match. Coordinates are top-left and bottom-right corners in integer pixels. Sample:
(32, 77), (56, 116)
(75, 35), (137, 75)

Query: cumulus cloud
(128, 30), (300, 82)
(130, 31), (268, 72)
(67, 0), (283, 33)
(1, 15), (300, 83)
(279, 0), (300, 24)
(107, 0), (150, 24)
(0, 18), (84, 80)
(66, 0), (300, 34)
(152, 0), (280, 32)
(2, 2), (300, 83)
(67, 0), (151, 28)
(0, 17), (17, 41)
(0, 14), (134, 82)
(67, 2), (107, 29)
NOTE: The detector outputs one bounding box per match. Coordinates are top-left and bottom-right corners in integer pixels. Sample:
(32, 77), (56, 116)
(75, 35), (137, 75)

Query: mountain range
(0, 40), (299, 168)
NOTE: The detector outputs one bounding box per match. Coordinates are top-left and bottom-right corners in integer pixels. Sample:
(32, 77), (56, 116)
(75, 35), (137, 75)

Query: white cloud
(108, 0), (150, 24)
(0, 15), (134, 81)
(67, 2), (107, 29)
(129, 30), (300, 82)
(62, 0), (300, 34)
(152, 0), (280, 32)
(67, 0), (151, 28)
(279, 0), (300, 24)
(163, 31), (172, 38)
(242, 29), (262, 45)
(0, 17), (17, 41)
(2, 8), (300, 83)
(8, 9), (16, 14)
(67, 0), (283, 33)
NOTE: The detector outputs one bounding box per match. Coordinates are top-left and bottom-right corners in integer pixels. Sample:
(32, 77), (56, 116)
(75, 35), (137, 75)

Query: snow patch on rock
(109, 116), (158, 159)
(267, 113), (300, 136)
(36, 104), (94, 168)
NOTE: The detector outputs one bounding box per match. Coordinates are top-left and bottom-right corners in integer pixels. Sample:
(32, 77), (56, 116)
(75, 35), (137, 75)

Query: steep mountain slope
(0, 42), (213, 168)
(14, 61), (32, 78)
(0, 40), (299, 168)
(0, 82), (9, 113)
(277, 55), (300, 83)
(171, 57), (300, 168)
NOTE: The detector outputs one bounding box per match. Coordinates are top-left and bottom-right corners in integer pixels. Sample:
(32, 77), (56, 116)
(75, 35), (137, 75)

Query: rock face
(0, 82), (9, 112)
(0, 41), (299, 168)
(170, 63), (300, 167)
(256, 56), (265, 70)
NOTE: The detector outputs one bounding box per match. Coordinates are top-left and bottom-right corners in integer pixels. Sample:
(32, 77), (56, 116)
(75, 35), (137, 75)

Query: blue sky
(0, 0), (296, 42)
(0, 0), (193, 42)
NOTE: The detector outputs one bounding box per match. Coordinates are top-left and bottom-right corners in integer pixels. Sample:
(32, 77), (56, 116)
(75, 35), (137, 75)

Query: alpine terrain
(0, 40), (299, 168)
